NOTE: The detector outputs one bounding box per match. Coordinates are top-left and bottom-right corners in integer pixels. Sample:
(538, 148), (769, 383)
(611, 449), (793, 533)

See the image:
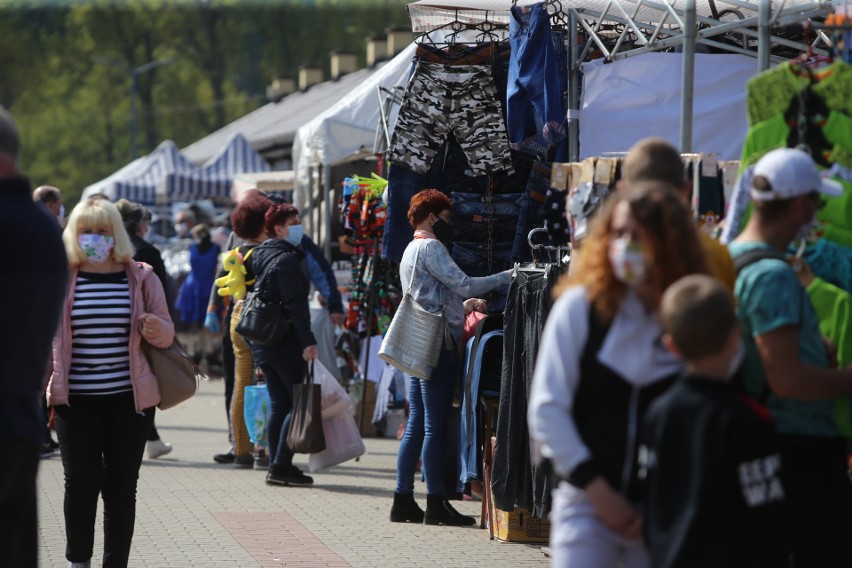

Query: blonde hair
(63, 198), (135, 265)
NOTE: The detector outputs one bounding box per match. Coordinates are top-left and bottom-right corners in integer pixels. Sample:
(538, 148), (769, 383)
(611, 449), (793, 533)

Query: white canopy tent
(232, 170), (295, 202)
(291, 42), (416, 253)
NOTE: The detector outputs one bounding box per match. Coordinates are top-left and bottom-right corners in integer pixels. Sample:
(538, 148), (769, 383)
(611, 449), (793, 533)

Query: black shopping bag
(286, 362), (327, 454)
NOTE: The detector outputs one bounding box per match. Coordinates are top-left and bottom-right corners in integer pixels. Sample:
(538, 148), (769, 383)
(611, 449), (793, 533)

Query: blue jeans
(255, 339), (306, 472)
(396, 349), (458, 495)
(508, 3), (568, 156)
(451, 192), (525, 243)
(512, 161), (553, 263)
(452, 242), (513, 311)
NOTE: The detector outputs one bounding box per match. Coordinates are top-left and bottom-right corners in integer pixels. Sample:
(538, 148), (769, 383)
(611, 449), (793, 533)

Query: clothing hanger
(416, 10), (508, 48)
(789, 20), (833, 72)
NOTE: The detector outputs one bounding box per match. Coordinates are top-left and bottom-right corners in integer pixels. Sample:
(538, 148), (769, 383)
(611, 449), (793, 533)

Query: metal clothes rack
(525, 227), (571, 266)
(406, 0), (841, 159)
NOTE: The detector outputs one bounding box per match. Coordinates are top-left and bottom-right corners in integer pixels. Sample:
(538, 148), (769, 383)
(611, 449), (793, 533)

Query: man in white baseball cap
(749, 147), (843, 203)
(729, 147), (851, 567)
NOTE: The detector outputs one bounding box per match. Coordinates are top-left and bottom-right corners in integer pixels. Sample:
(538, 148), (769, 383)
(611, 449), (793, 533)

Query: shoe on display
(265, 465), (314, 486)
(146, 439), (173, 460)
(213, 451), (235, 464)
(233, 454), (254, 469)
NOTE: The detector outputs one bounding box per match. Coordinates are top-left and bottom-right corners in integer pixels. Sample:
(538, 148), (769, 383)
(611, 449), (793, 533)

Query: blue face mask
(284, 224), (303, 246)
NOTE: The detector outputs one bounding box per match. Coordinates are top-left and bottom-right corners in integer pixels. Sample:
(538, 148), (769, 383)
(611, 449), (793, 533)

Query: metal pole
(567, 10), (580, 162)
(323, 163), (333, 259)
(358, 238), (381, 434)
(130, 72), (138, 160)
(679, 0), (696, 153)
(758, 0), (772, 72)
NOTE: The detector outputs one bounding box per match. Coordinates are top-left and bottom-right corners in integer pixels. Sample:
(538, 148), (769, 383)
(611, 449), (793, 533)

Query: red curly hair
(408, 189), (452, 229)
(558, 181), (710, 322)
(264, 203), (300, 236)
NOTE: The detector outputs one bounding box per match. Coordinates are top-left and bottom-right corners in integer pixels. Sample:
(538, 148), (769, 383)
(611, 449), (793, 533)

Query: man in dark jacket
(0, 104), (68, 567)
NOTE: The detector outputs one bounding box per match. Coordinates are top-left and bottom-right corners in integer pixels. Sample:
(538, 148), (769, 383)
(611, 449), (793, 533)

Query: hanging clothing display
(724, 60), (852, 255)
(387, 62), (514, 177)
(492, 262), (562, 518)
(507, 2), (567, 157)
(340, 175), (401, 337)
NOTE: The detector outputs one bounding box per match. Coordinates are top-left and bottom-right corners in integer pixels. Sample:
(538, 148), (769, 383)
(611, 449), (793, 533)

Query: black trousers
(492, 266), (558, 518)
(780, 435), (852, 568)
(0, 438), (39, 568)
(54, 392), (154, 567)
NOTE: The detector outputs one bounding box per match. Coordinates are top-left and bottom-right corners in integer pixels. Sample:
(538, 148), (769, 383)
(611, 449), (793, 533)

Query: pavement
(37, 378), (551, 567)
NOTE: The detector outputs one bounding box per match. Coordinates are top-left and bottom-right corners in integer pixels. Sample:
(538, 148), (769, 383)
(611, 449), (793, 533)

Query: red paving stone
(213, 511), (352, 568)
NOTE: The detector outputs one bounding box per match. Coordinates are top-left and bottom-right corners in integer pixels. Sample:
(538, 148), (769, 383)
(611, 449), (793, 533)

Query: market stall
(368, 0), (844, 546)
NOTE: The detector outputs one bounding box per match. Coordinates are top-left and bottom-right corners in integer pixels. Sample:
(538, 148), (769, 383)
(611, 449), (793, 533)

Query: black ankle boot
(390, 492), (424, 523)
(423, 494), (477, 526)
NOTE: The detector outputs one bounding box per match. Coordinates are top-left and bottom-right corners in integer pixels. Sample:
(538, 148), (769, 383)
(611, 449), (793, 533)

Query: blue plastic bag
(243, 384), (270, 447)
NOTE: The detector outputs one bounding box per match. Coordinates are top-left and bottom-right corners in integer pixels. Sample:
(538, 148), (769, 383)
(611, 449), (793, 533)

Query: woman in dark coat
(249, 204), (318, 486)
(116, 199), (173, 460)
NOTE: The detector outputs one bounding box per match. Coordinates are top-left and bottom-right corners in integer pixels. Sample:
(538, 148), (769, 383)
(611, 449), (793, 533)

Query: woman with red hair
(390, 189), (511, 526)
(248, 203), (318, 486)
(225, 193), (274, 468)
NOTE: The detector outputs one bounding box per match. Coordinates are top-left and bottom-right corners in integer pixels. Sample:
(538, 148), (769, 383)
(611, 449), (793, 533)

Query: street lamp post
(94, 56), (175, 160)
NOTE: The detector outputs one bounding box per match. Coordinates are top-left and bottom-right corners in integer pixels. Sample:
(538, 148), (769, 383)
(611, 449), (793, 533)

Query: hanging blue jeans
(512, 161), (553, 263)
(396, 349), (459, 495)
(507, 2), (568, 156)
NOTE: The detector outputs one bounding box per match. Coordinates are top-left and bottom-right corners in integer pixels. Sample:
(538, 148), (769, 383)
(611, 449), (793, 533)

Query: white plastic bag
(308, 410), (367, 472)
(313, 359), (352, 419)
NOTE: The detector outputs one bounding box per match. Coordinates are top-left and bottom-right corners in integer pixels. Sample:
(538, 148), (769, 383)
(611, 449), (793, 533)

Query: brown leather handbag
(286, 362), (326, 454)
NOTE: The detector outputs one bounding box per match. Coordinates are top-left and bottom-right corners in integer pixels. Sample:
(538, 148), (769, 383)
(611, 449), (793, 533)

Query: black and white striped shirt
(69, 271), (133, 396)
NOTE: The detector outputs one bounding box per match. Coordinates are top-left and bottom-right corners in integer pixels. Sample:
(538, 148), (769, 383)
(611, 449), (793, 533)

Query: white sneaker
(147, 439), (173, 459)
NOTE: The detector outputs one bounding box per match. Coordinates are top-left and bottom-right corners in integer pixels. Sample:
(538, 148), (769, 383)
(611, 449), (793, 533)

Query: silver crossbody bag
(379, 242), (445, 379)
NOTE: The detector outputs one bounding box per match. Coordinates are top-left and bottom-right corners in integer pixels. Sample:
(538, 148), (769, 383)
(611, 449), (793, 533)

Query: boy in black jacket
(640, 274), (790, 568)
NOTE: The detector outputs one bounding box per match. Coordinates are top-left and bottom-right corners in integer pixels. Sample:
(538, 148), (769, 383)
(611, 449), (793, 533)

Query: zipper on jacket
(620, 385), (640, 494)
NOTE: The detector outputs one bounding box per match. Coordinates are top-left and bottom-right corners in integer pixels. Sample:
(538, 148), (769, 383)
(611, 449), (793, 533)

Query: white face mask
(57, 204), (65, 222)
(78, 234), (115, 264)
(608, 237), (646, 286)
(728, 338), (746, 378)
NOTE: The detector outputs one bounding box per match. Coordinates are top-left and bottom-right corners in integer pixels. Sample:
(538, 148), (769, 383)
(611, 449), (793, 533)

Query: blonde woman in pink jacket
(46, 197), (174, 568)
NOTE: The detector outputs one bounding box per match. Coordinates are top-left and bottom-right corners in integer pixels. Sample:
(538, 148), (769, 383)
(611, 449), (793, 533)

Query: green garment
(747, 61), (852, 127)
(736, 112), (852, 245)
(729, 241), (839, 437)
(807, 277), (852, 437)
(740, 111), (852, 169)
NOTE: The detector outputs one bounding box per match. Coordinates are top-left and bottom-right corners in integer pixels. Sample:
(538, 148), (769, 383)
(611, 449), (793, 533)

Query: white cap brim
(819, 177), (844, 198)
(751, 176), (844, 202)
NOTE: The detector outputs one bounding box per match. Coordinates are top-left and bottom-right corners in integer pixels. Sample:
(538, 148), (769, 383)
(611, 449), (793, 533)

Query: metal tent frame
(406, 0), (842, 158)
